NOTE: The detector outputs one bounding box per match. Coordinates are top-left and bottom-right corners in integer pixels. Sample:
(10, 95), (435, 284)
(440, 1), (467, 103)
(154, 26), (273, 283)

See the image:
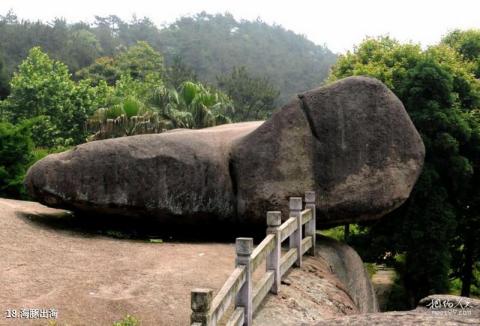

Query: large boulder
(25, 122), (261, 225)
(232, 76), (425, 226)
(25, 77), (425, 227)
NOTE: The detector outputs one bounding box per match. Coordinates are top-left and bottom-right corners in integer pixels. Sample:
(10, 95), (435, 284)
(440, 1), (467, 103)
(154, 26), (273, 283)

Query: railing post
(289, 197), (303, 267)
(235, 238), (253, 326)
(191, 288), (212, 326)
(305, 191), (316, 256)
(266, 211), (281, 294)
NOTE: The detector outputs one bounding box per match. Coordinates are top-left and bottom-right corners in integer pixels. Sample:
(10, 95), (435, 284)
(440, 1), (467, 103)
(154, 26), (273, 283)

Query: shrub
(0, 121), (33, 198)
(112, 314), (139, 326)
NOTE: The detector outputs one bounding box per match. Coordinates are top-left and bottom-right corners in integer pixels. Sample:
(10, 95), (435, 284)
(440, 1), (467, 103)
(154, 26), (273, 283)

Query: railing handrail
(250, 234), (275, 273)
(278, 216), (297, 242)
(209, 266), (246, 325)
(301, 208), (313, 225)
(190, 191), (316, 326)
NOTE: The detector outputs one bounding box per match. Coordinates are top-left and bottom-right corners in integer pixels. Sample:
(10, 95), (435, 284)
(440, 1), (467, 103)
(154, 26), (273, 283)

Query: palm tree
(86, 97), (168, 141)
(148, 85), (193, 128)
(178, 81), (234, 128)
(86, 81), (234, 141)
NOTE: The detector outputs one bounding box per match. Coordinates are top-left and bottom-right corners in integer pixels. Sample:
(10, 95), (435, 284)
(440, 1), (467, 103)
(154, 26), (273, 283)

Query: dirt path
(0, 199), (365, 326)
(0, 199), (238, 326)
(371, 265), (396, 311)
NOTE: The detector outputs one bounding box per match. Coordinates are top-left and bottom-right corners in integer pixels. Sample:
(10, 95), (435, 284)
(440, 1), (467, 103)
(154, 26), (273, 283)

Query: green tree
(114, 41), (164, 82)
(4, 47), (75, 122)
(3, 47), (106, 145)
(76, 41), (165, 86)
(92, 15), (122, 56)
(442, 29), (480, 78)
(117, 16), (160, 47)
(65, 29), (102, 72)
(0, 121), (33, 198)
(329, 37), (480, 305)
(0, 51), (9, 99)
(217, 66), (279, 121)
(178, 81), (233, 128)
(165, 55), (197, 89)
(449, 98), (480, 298)
(75, 56), (119, 85)
(87, 97), (167, 140)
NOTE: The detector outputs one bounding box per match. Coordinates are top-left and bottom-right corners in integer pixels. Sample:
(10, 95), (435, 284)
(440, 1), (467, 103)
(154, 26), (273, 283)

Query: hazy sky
(1, 0), (479, 53)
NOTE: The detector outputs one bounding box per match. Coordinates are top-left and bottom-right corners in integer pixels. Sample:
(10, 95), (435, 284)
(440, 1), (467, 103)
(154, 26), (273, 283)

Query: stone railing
(190, 191), (316, 326)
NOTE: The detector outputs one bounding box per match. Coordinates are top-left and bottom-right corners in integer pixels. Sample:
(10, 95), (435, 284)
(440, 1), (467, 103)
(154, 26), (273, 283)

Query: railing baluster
(289, 197), (303, 267)
(266, 211), (281, 294)
(191, 288), (213, 326)
(190, 191), (318, 325)
(304, 191), (316, 256)
(235, 238), (253, 326)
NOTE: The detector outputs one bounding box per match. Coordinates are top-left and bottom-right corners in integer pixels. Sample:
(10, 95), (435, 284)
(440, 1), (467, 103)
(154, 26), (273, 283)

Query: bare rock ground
(253, 257), (358, 325)
(315, 311), (480, 325)
(0, 199), (363, 326)
(254, 235), (379, 325)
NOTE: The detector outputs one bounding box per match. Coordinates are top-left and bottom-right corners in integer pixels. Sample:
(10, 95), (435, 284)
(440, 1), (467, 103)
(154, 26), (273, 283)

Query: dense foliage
(0, 10), (478, 308)
(0, 121), (33, 198)
(2, 47), (108, 146)
(157, 13), (336, 103)
(0, 52), (9, 99)
(87, 80), (234, 140)
(0, 11), (336, 105)
(0, 36), (238, 195)
(76, 41), (165, 85)
(330, 35), (480, 305)
(442, 29), (480, 78)
(217, 66), (279, 121)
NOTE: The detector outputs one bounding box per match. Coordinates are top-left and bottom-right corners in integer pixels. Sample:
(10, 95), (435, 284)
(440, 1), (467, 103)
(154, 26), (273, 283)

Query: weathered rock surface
(26, 77), (425, 227)
(415, 295), (480, 319)
(26, 122), (261, 225)
(315, 311), (479, 325)
(233, 76), (425, 226)
(315, 235), (379, 313)
(254, 236), (378, 325)
(315, 295), (480, 325)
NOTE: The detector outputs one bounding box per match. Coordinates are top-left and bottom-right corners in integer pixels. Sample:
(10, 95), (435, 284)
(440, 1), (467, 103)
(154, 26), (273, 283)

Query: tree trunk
(461, 240), (473, 297)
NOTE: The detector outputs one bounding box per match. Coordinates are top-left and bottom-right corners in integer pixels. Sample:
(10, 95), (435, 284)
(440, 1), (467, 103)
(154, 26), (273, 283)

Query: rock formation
(233, 76), (425, 226)
(254, 236), (379, 325)
(25, 122), (261, 226)
(25, 76), (425, 227)
(315, 294), (480, 325)
(315, 235), (378, 313)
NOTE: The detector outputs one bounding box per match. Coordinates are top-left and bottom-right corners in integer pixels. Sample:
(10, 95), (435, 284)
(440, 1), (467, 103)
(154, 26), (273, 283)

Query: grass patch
(319, 226), (345, 241)
(113, 314), (139, 326)
(364, 263), (378, 278)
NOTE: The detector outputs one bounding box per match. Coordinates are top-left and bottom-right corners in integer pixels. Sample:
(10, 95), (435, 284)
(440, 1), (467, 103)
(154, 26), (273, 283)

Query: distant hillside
(0, 11), (337, 104)
(157, 13), (337, 103)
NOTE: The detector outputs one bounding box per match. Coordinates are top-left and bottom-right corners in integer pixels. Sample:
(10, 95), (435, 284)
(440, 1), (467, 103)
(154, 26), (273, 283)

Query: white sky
(1, 0), (479, 53)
